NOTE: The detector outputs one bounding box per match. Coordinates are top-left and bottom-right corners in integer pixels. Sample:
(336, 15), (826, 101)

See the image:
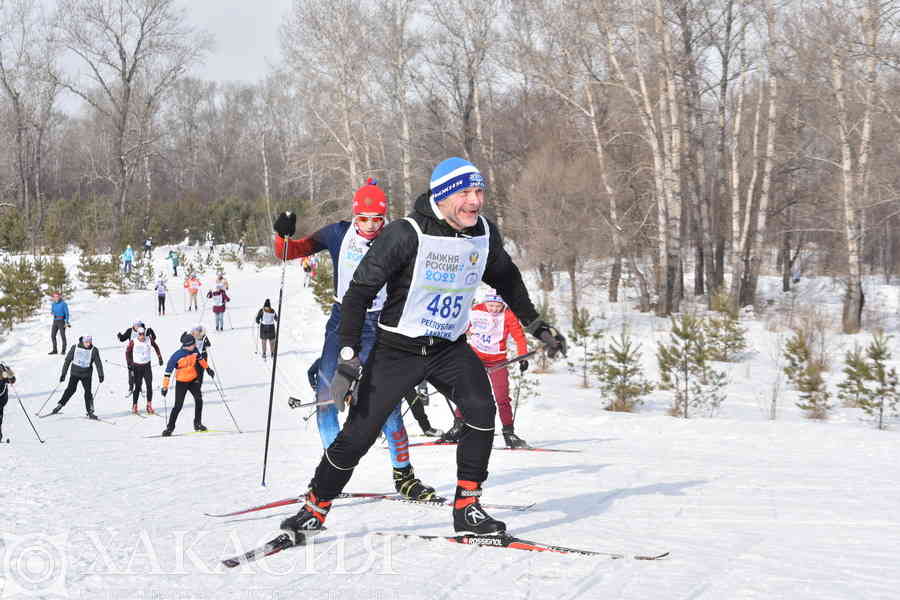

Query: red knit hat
(352, 178), (388, 215)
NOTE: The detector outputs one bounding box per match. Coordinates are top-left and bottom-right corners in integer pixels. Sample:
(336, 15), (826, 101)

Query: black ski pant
(157, 296), (166, 315)
(0, 389), (7, 437)
(404, 388), (434, 433)
(58, 373), (94, 414)
(312, 338), (496, 501)
(166, 380), (203, 430)
(132, 363), (153, 405)
(51, 320), (67, 353)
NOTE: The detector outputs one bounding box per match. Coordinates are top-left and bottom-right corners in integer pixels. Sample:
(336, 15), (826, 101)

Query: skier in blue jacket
(273, 179), (436, 501)
(49, 292), (70, 355)
(121, 245), (135, 274)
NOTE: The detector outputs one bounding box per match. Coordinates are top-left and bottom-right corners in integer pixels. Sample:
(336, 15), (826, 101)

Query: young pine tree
(657, 314), (728, 418)
(311, 259), (334, 315)
(703, 313), (749, 362)
(783, 332), (811, 387)
(566, 309), (602, 388)
(0, 258), (43, 329)
(795, 363), (833, 420)
(38, 256), (76, 298)
(838, 334), (899, 429)
(78, 254), (118, 298)
(594, 326), (653, 412)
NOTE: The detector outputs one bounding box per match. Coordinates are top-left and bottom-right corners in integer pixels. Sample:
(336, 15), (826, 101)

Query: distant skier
(207, 283), (230, 331)
(117, 320), (160, 393)
(301, 256), (314, 287)
(52, 335), (104, 419)
(154, 278), (167, 316)
(167, 250), (180, 277)
(216, 272), (230, 290)
(160, 332), (214, 436)
(143, 238), (153, 258)
(49, 291), (70, 355)
(0, 362), (15, 441)
(255, 298), (278, 359)
(126, 326), (163, 414)
(184, 274), (201, 311)
(121, 245), (135, 274)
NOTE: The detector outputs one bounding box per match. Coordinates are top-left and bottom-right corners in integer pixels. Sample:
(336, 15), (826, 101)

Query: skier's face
(485, 301), (505, 313)
(355, 214), (384, 236)
(439, 187), (484, 231)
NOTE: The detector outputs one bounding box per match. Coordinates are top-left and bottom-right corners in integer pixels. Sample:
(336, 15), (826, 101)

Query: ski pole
(212, 375), (242, 433)
(35, 381), (62, 416)
(227, 310), (234, 330)
(253, 321), (259, 354)
(512, 378), (522, 422)
(13, 385), (45, 443)
(262, 230), (290, 486)
(487, 350), (538, 373)
(104, 359), (129, 368)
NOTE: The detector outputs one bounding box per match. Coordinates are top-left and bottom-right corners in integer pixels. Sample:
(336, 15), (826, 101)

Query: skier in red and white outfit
(439, 289), (531, 448)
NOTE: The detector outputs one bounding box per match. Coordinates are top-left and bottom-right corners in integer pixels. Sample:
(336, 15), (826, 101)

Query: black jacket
(117, 326), (157, 343)
(339, 191), (539, 354)
(61, 338), (104, 380)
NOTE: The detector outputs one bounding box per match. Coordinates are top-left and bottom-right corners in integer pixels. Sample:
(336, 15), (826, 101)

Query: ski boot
(280, 489), (331, 544)
(146, 401), (155, 415)
(393, 466), (438, 501)
(87, 412), (99, 421)
(422, 427), (443, 437)
(50, 403), (63, 415)
(132, 403), (139, 415)
(453, 480), (506, 535)
(161, 428), (173, 437)
(48, 350), (58, 355)
(194, 422), (208, 432)
(502, 426), (530, 449)
(438, 418), (464, 444)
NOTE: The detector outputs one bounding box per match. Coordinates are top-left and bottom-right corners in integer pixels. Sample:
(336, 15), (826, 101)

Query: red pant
(454, 358), (513, 427)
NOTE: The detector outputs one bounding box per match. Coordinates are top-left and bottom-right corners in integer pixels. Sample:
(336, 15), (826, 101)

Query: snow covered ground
(2, 246), (900, 599)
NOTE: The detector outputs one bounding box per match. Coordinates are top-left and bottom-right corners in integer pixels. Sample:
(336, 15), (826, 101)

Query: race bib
(336, 226), (386, 312)
(73, 347), (92, 368)
(468, 308), (505, 354)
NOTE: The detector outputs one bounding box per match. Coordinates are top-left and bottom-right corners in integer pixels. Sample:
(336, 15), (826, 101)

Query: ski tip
(635, 551), (669, 561)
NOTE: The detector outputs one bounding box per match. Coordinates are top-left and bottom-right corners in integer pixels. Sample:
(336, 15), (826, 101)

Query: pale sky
(184, 0), (294, 83)
(56, 0), (295, 113)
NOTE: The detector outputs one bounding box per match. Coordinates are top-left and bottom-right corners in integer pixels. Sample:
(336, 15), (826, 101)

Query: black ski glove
(527, 320), (568, 359)
(99, 375), (104, 383)
(519, 360), (529, 373)
(206, 368), (215, 378)
(158, 358), (163, 366)
(59, 375), (65, 383)
(331, 356), (362, 412)
(161, 387), (168, 397)
(274, 212), (296, 238)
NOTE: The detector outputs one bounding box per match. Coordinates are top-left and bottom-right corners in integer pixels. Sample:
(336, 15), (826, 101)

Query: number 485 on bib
(426, 294), (464, 319)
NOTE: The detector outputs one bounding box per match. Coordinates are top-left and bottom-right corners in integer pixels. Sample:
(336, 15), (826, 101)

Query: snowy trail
(1, 250), (899, 599)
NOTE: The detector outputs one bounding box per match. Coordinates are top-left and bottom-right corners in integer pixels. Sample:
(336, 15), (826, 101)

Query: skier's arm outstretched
(116, 328), (131, 342)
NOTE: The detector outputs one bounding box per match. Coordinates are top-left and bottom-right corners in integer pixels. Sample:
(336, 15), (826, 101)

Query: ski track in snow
(1, 247), (899, 599)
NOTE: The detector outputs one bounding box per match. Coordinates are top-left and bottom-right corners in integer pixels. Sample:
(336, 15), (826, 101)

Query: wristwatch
(340, 346), (355, 361)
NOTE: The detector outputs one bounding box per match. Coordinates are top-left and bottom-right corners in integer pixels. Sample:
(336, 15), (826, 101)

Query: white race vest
(336, 226), (387, 312)
(130, 329), (142, 341)
(468, 308), (505, 354)
(381, 217), (489, 341)
(132, 340), (152, 365)
(197, 337), (208, 354)
(73, 347), (92, 368)
(261, 310), (276, 325)
(212, 293), (225, 308)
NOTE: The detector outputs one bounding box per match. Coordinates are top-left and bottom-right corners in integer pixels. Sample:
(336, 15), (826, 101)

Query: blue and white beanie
(429, 157), (486, 203)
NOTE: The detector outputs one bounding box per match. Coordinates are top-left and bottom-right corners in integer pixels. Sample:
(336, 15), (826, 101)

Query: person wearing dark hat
(255, 299), (278, 359)
(52, 335), (104, 419)
(0, 362), (16, 441)
(278, 157), (567, 541)
(160, 332), (214, 436)
(273, 178), (437, 502)
(49, 292), (70, 355)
